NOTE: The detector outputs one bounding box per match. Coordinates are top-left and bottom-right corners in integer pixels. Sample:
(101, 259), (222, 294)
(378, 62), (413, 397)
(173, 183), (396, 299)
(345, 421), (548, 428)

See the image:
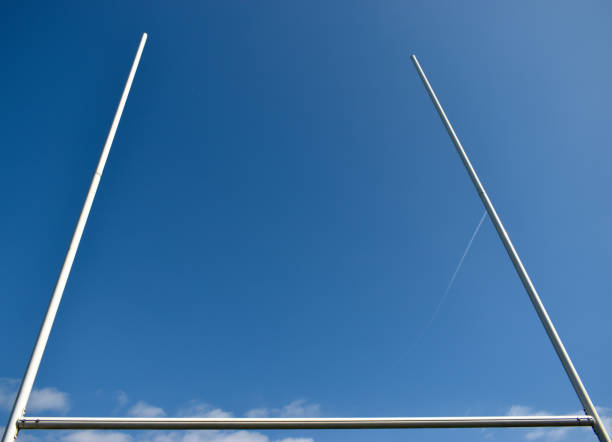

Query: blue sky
(1, 2), (611, 442)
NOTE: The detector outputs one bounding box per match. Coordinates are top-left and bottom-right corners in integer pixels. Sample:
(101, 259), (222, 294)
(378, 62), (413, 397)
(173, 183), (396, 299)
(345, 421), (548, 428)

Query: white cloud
(0, 378), (69, 413)
(278, 400), (320, 418)
(128, 401), (166, 418)
(131, 431), (312, 442)
(186, 431), (267, 442)
(245, 400), (320, 418)
(1, 429), (313, 442)
(14, 434), (41, 442)
(130, 399), (317, 442)
(506, 404), (612, 442)
(62, 431), (133, 442)
(524, 427), (571, 441)
(1, 379), (315, 442)
(0, 430), (314, 442)
(275, 439), (314, 442)
(177, 400), (232, 418)
(507, 405), (540, 416)
(598, 406), (612, 432)
(29, 387), (70, 413)
(507, 405), (568, 441)
(244, 408), (268, 418)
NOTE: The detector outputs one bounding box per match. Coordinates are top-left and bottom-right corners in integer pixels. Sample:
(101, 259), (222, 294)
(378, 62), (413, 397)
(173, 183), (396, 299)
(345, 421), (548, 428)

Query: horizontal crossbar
(19, 416), (595, 430)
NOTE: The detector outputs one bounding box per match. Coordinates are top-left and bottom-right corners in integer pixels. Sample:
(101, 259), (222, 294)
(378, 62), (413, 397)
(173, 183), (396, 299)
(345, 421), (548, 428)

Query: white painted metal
(18, 416), (595, 430)
(1, 33), (148, 442)
(4, 39), (606, 441)
(410, 54), (610, 442)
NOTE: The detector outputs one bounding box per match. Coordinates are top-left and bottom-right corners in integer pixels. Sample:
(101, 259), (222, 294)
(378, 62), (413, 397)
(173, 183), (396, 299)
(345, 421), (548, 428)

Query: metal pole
(410, 54), (610, 442)
(1, 33), (148, 442)
(17, 415), (595, 430)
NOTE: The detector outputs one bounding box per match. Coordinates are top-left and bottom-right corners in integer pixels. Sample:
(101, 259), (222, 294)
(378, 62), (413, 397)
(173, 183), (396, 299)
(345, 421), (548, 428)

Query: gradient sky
(1, 2), (611, 442)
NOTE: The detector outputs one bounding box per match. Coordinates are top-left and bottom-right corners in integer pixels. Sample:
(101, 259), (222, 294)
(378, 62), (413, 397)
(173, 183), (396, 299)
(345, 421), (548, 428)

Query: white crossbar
(19, 416), (595, 430)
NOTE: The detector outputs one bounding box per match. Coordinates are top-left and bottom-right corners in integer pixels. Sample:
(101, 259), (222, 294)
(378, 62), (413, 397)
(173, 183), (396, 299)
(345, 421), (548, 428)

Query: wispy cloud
(243, 408), (268, 418)
(507, 405), (548, 417)
(600, 407), (612, 436)
(505, 404), (611, 442)
(277, 400), (320, 418)
(132, 431), (312, 442)
(245, 400), (320, 418)
(274, 439), (313, 442)
(128, 400), (166, 418)
(177, 400), (232, 418)
(506, 405), (569, 441)
(29, 387), (70, 413)
(0, 378), (19, 410)
(61, 431), (133, 442)
(114, 391), (129, 409)
(1, 379), (315, 442)
(3, 430), (305, 442)
(121, 398), (317, 442)
(0, 378), (69, 413)
(523, 427), (573, 442)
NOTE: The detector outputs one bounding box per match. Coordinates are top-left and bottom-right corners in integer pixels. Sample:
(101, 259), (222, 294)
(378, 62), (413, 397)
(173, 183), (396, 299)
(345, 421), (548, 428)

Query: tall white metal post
(410, 54), (610, 442)
(1, 33), (148, 442)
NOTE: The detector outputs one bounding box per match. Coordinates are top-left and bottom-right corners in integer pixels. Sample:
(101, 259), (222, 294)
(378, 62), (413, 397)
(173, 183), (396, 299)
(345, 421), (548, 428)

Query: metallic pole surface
(410, 54), (610, 442)
(1, 33), (148, 442)
(17, 415), (595, 430)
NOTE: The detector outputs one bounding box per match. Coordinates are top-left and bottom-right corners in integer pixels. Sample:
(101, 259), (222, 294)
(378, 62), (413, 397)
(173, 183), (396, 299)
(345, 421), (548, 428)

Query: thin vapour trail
(414, 211), (487, 344)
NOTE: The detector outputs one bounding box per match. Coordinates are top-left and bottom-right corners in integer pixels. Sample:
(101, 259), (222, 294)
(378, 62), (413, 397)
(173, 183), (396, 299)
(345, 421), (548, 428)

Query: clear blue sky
(1, 2), (610, 442)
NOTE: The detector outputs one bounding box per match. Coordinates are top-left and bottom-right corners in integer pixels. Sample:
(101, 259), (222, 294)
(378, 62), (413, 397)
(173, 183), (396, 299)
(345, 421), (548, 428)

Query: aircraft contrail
(415, 211), (487, 343)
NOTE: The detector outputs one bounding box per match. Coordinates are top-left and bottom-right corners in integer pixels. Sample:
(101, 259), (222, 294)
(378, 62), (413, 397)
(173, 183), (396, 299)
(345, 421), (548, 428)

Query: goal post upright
(410, 54), (609, 442)
(1, 33), (148, 442)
